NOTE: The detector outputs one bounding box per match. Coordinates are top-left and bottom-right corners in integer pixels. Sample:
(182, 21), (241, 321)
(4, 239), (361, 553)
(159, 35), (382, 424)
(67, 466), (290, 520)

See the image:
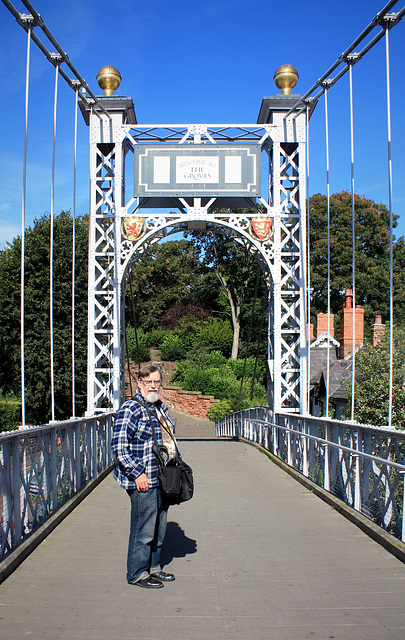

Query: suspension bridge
(1, 1), (405, 637)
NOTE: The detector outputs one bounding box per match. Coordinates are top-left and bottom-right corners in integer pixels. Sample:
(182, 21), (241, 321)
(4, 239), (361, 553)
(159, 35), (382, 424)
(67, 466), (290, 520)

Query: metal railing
(217, 409), (405, 542)
(0, 413), (115, 560)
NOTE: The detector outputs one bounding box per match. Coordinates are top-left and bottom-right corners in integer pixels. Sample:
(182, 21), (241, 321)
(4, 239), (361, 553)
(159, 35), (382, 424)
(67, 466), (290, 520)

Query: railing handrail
(0, 412), (117, 442)
(0, 413), (117, 561)
(239, 416), (405, 473)
(217, 408), (405, 543)
(275, 410), (405, 438)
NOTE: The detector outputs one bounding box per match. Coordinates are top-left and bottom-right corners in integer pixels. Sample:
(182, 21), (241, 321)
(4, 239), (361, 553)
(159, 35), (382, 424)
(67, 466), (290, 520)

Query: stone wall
(161, 386), (219, 419)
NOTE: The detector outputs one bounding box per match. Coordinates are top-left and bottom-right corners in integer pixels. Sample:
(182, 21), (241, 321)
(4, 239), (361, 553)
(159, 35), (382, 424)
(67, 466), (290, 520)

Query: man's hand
(135, 473), (151, 492)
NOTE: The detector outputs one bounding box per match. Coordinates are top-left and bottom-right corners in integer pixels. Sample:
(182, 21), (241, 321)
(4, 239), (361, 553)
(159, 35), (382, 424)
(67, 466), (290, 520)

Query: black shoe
(130, 576), (164, 589)
(150, 571), (175, 582)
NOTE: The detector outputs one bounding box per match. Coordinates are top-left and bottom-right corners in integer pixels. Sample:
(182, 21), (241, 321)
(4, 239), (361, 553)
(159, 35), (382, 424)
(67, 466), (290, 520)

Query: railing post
(354, 427), (361, 512)
(273, 416), (278, 457)
(287, 417), (292, 467)
(402, 472), (405, 543)
(107, 415), (113, 466)
(302, 419), (309, 477)
(50, 427), (57, 511)
(75, 422), (81, 491)
(11, 436), (22, 544)
(92, 419), (98, 479)
(324, 422), (330, 492)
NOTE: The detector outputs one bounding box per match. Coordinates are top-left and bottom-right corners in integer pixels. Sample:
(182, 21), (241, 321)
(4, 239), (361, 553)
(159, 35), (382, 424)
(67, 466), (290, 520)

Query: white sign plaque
(176, 156), (219, 183)
(134, 144), (260, 198)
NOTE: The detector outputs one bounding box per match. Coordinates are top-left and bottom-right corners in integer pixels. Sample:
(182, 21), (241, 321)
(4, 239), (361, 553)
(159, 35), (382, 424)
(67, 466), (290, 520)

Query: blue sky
(0, 0), (404, 249)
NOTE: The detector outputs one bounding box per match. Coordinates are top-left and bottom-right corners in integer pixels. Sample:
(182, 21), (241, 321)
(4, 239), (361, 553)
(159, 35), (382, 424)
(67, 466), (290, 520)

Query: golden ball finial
(96, 66), (122, 96)
(273, 64), (299, 95)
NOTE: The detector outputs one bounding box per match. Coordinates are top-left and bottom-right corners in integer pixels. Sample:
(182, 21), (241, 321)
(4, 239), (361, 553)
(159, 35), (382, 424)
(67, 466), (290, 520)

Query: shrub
(145, 328), (168, 349)
(161, 334), (187, 361)
(0, 399), (21, 432)
(229, 356), (265, 382)
(192, 318), (233, 356)
(207, 400), (232, 421)
(193, 350), (227, 369)
(126, 325), (150, 363)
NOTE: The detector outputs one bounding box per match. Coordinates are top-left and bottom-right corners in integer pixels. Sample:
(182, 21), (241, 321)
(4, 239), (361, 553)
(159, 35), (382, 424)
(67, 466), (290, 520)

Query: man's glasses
(139, 379), (161, 388)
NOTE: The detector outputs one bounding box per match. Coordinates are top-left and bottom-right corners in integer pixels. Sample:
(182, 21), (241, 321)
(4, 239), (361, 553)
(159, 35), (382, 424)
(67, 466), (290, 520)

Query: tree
(187, 231), (265, 359)
(126, 239), (215, 332)
(309, 191), (405, 336)
(0, 211), (88, 424)
(344, 326), (405, 430)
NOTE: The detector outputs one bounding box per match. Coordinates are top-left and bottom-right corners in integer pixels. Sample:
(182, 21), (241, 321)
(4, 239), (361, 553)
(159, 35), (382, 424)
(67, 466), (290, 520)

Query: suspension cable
(129, 276), (141, 370)
(237, 265), (260, 411)
(71, 88), (78, 418)
(49, 60), (59, 422)
(385, 26), (394, 428)
(349, 62), (357, 421)
(284, 1), (404, 121)
(306, 104), (311, 415)
(250, 292), (267, 401)
(324, 85), (331, 417)
(1, 0), (111, 121)
(20, 18), (32, 427)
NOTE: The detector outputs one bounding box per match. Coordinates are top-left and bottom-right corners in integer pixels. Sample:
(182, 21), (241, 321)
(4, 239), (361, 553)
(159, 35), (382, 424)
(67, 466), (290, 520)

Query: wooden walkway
(0, 412), (404, 639)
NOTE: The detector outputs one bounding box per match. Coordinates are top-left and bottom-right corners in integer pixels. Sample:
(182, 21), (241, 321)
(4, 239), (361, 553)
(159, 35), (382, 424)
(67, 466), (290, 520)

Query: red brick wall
(161, 387), (219, 419)
(339, 305), (365, 359)
(317, 313), (335, 338)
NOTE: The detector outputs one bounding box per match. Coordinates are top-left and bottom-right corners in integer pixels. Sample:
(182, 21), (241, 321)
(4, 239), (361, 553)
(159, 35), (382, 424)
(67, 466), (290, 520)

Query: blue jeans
(126, 487), (168, 584)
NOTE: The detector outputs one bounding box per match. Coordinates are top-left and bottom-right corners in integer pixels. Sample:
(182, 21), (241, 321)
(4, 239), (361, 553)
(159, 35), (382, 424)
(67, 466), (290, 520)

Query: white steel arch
(81, 91), (313, 416)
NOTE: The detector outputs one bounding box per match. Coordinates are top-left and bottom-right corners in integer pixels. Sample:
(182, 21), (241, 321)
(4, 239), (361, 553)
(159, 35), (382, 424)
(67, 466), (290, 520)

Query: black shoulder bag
(140, 399), (194, 505)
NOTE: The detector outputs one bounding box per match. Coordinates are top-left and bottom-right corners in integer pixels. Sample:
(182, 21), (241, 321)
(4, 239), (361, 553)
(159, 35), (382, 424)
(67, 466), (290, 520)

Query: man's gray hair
(137, 363), (162, 380)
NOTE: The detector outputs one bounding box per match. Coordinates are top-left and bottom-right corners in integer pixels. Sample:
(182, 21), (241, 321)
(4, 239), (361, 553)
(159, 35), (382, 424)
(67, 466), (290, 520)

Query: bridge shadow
(160, 521), (197, 567)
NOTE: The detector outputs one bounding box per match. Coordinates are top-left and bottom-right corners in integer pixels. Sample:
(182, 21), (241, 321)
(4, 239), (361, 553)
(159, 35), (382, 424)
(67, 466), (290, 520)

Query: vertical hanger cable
(349, 63), (356, 421)
(385, 27), (394, 428)
(324, 86), (331, 417)
(306, 104), (311, 414)
(71, 88), (78, 417)
(50, 61), (59, 421)
(20, 24), (32, 427)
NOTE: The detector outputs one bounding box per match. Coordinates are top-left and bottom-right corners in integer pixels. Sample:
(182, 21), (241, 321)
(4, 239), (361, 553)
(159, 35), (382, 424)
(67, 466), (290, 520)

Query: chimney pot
(344, 288), (353, 309)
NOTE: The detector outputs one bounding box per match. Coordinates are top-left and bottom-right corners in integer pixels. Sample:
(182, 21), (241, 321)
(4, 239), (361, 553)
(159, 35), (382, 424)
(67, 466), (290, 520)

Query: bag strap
(135, 396), (180, 464)
(135, 396), (165, 465)
(157, 418), (181, 461)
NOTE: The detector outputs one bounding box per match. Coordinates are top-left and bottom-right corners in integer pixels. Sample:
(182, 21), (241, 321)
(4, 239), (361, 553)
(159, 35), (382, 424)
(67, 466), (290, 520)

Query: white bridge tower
(80, 65), (316, 416)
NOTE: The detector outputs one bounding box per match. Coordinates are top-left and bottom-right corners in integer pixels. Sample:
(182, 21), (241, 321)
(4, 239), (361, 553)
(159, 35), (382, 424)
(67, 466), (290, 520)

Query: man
(111, 363), (175, 589)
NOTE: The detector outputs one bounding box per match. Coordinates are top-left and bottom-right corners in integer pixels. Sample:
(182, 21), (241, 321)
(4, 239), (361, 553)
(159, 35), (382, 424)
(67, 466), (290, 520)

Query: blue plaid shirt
(111, 393), (171, 490)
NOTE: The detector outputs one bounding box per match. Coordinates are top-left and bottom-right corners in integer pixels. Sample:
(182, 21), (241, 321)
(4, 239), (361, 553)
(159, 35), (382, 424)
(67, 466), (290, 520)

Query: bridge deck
(1, 412), (404, 640)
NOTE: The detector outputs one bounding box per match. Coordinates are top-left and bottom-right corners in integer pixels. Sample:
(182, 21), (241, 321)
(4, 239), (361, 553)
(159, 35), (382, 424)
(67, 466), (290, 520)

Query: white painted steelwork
(84, 110), (308, 417)
(0, 414), (115, 560)
(216, 409), (405, 542)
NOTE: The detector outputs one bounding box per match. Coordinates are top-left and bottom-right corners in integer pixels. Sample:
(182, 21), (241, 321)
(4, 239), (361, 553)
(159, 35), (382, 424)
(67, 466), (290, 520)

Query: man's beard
(145, 391), (159, 404)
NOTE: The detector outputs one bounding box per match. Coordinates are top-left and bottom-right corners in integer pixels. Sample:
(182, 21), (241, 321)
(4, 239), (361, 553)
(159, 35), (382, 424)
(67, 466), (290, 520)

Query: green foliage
(187, 230), (267, 359)
(0, 399), (21, 432)
(192, 318), (233, 357)
(0, 211), (89, 424)
(126, 325), (150, 364)
(207, 400), (232, 421)
(171, 355), (267, 418)
(126, 240), (213, 332)
(161, 333), (187, 361)
(145, 327), (169, 348)
(344, 325), (405, 429)
(309, 191), (405, 335)
(228, 356), (265, 380)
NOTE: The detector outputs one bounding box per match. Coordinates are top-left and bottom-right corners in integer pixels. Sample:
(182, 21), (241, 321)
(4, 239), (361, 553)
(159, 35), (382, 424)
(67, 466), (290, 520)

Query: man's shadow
(161, 521), (197, 566)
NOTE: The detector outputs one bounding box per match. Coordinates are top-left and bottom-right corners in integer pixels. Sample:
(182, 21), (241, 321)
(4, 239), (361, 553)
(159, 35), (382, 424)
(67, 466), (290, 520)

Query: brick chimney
(316, 313), (334, 338)
(371, 314), (385, 346)
(339, 288), (364, 359)
(307, 323), (314, 342)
